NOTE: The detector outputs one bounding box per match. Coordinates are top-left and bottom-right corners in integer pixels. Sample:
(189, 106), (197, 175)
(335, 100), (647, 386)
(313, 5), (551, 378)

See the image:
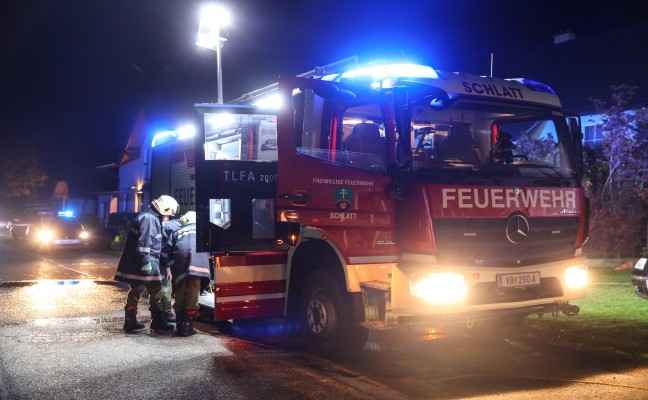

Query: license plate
(497, 272), (541, 288)
(54, 239), (80, 245)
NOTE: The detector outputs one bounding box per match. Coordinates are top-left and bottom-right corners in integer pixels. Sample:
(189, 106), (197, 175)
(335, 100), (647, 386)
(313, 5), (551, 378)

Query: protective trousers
(126, 283), (164, 312)
(173, 277), (202, 312)
(160, 279), (174, 314)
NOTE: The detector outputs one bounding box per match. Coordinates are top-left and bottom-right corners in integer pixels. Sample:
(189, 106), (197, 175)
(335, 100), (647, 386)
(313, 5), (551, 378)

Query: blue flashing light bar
(151, 125), (196, 147)
(151, 130), (176, 148)
(58, 211), (75, 218)
(341, 63), (439, 81)
(508, 78), (556, 95)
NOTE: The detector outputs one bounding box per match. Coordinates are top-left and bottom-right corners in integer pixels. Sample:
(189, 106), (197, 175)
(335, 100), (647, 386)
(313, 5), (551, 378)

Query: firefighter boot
(161, 300), (176, 322)
(123, 306), (145, 332)
(179, 310), (198, 337)
(175, 310), (184, 333)
(161, 286), (176, 322)
(150, 309), (175, 331)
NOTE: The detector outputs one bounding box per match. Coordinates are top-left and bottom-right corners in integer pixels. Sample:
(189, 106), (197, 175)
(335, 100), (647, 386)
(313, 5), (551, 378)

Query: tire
(299, 271), (368, 360)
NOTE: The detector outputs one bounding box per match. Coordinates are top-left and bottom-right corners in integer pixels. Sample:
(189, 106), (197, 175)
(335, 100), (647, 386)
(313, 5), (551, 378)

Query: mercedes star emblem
(506, 214), (530, 244)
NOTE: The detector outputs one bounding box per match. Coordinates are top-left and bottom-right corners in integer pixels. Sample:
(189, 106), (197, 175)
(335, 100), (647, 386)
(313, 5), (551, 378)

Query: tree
(0, 143), (49, 203)
(585, 84), (648, 257)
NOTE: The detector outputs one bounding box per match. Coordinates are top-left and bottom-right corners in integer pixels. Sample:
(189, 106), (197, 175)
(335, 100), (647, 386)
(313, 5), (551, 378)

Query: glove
(140, 262), (153, 275)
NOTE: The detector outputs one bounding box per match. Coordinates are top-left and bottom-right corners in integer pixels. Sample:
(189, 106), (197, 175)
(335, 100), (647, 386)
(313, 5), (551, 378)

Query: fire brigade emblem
(334, 187), (353, 210)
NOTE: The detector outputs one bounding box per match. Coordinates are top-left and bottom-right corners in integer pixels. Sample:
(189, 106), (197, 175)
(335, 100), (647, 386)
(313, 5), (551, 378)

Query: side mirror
(313, 82), (356, 100)
(393, 86), (412, 168)
(568, 117), (584, 176)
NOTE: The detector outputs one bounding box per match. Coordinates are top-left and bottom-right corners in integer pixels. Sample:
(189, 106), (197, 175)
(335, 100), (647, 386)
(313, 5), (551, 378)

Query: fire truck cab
(194, 63), (589, 359)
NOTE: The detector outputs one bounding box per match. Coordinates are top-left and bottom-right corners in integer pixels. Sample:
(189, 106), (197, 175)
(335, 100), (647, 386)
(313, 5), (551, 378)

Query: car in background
(7, 215), (35, 240)
(631, 256), (648, 300)
(22, 212), (91, 251)
(0, 213), (8, 232)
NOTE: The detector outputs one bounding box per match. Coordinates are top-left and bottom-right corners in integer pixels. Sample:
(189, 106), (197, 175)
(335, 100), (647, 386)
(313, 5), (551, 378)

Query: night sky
(1, 0), (646, 193)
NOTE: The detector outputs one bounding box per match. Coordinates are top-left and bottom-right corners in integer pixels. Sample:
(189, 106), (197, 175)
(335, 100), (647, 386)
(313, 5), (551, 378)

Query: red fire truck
(194, 61), (589, 359)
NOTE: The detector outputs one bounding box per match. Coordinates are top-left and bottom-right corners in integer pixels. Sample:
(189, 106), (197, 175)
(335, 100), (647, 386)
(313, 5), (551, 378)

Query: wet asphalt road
(0, 283), (399, 400)
(2, 230), (648, 399)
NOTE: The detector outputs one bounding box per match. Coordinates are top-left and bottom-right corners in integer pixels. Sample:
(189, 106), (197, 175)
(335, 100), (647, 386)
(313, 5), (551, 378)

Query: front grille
(433, 217), (578, 268)
(467, 277), (564, 305)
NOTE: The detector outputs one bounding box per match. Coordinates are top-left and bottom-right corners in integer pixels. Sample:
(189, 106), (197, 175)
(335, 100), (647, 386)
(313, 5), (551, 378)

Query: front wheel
(299, 271), (368, 360)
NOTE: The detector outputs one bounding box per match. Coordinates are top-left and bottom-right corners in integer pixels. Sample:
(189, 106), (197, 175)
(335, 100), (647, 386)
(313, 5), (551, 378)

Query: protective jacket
(160, 218), (182, 274)
(170, 222), (211, 286)
(114, 206), (164, 285)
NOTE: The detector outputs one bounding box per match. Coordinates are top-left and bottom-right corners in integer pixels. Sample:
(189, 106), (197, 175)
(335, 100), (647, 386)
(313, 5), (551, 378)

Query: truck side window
(203, 113), (277, 161)
(293, 88), (386, 172)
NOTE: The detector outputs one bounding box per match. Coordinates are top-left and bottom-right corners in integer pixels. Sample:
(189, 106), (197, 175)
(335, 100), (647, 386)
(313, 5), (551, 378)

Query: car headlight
(79, 231), (89, 239)
(410, 273), (466, 304)
(37, 229), (54, 242)
(565, 265), (588, 290)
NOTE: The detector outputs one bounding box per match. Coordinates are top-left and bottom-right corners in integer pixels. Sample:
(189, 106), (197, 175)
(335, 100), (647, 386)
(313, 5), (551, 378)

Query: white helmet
(180, 211), (196, 225)
(152, 195), (179, 216)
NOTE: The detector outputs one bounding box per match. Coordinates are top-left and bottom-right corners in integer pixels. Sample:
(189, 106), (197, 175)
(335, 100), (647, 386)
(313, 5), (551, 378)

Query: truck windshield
(290, 82), (580, 186)
(404, 97), (580, 184)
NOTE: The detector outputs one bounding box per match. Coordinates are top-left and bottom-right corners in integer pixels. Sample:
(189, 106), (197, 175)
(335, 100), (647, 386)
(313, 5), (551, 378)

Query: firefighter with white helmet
(114, 195), (179, 332)
(168, 210), (211, 336)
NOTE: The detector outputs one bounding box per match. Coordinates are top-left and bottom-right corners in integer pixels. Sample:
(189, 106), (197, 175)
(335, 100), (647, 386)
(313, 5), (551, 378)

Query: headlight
(410, 273), (466, 304)
(37, 229), (54, 242)
(79, 231), (89, 239)
(565, 266), (588, 290)
(634, 258), (647, 271)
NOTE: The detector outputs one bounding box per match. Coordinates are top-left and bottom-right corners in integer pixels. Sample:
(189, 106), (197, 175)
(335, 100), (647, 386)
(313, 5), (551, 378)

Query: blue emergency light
(57, 211), (75, 218)
(507, 78), (556, 95)
(341, 63), (439, 80)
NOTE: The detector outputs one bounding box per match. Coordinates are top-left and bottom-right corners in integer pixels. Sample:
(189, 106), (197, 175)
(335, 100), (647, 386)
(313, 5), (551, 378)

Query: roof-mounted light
(58, 211), (75, 218)
(151, 131), (176, 148)
(507, 78), (556, 95)
(177, 125), (196, 140)
(341, 63), (439, 81)
(251, 93), (283, 110)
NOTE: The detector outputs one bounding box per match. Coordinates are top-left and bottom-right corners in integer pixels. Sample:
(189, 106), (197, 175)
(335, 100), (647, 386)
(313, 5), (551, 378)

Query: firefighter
(490, 130), (517, 164)
(169, 211), (211, 337)
(160, 216), (182, 322)
(114, 195), (179, 332)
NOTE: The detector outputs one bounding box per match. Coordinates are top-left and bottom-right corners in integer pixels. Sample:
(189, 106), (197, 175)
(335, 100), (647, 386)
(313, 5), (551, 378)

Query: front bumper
(394, 256), (586, 312)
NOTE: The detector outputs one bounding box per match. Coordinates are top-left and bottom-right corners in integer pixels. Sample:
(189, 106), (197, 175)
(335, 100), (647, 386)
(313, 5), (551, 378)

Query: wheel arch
(286, 238), (364, 323)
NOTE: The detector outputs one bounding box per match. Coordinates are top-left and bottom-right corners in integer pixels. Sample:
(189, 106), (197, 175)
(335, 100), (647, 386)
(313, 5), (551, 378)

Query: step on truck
(194, 61), (590, 360)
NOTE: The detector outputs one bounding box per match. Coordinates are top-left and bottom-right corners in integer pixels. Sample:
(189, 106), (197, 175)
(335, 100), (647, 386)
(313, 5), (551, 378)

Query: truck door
(195, 104), (289, 321)
(275, 77), (399, 265)
(195, 104), (281, 253)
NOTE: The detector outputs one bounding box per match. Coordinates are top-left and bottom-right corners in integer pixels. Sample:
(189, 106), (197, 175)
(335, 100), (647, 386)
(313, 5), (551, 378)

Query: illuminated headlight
(37, 229), (54, 242)
(634, 258), (647, 271)
(410, 273), (466, 304)
(565, 266), (588, 290)
(79, 231), (89, 239)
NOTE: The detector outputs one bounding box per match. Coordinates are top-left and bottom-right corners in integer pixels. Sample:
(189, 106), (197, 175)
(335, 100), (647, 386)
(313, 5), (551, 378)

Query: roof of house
(119, 98), (192, 166)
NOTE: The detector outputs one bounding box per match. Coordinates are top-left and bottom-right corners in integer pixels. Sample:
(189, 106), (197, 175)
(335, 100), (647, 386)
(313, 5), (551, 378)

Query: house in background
(116, 99), (193, 214)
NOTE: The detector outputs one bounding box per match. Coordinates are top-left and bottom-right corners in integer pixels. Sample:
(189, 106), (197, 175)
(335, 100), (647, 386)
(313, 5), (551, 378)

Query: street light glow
(196, 5), (230, 50)
(202, 5), (231, 28)
(196, 4), (231, 104)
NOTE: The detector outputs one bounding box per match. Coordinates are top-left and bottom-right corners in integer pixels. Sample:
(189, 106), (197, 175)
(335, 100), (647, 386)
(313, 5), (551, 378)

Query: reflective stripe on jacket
(114, 206), (164, 285)
(170, 222), (211, 286)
